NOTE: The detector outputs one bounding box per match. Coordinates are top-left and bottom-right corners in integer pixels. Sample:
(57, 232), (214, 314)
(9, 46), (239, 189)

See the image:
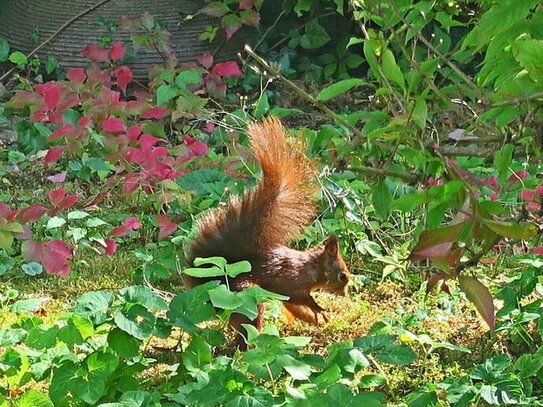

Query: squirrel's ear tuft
(324, 236), (338, 257)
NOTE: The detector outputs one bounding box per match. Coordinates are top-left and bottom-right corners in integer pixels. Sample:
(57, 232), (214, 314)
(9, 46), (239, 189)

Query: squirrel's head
(317, 236), (350, 296)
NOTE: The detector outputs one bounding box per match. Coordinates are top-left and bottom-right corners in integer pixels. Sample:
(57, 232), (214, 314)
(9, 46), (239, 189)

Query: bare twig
(0, 0), (113, 84)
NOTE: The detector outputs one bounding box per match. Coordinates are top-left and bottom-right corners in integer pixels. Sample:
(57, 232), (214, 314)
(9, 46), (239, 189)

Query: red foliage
(109, 217), (142, 238)
(102, 117), (126, 133)
(141, 107), (169, 119)
(212, 61), (243, 78)
(82, 44), (110, 63)
(67, 67), (87, 85)
(48, 188), (79, 216)
(115, 66), (133, 93)
(22, 239), (73, 276)
(156, 214), (177, 238)
(197, 52), (214, 69)
(44, 146), (64, 168)
(109, 41), (125, 62)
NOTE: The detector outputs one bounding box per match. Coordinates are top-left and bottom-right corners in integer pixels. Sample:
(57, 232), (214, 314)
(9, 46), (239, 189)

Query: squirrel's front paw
(316, 310), (330, 325)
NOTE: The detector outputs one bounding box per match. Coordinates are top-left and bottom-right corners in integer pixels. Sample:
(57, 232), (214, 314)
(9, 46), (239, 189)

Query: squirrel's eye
(337, 272), (347, 282)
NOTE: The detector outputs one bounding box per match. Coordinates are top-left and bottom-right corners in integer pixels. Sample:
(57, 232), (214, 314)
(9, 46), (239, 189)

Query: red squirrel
(184, 117), (350, 347)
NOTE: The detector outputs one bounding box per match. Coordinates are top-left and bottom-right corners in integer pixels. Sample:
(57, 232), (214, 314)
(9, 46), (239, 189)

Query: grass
(0, 162), (523, 402)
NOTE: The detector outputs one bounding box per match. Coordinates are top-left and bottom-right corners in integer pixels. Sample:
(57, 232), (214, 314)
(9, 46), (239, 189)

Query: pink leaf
(82, 44), (109, 63)
(532, 247), (543, 255)
(212, 61), (243, 78)
(139, 134), (162, 150)
(47, 188), (79, 215)
(157, 214), (177, 238)
(203, 122), (215, 134)
(15, 205), (47, 223)
(520, 189), (534, 201)
(426, 273), (451, 293)
(239, 0), (254, 10)
(0, 202), (8, 218)
(35, 82), (62, 111)
(49, 124), (76, 140)
(56, 195), (79, 214)
(98, 239), (117, 256)
(103, 117), (126, 133)
(536, 185), (543, 196)
(22, 240), (44, 262)
(141, 107), (169, 119)
(123, 217), (141, 230)
(79, 116), (91, 127)
(197, 52), (214, 69)
(204, 72), (227, 99)
(527, 202), (540, 212)
(14, 225), (33, 240)
(458, 275), (495, 329)
(44, 146), (64, 168)
(48, 188), (67, 207)
(47, 171), (67, 183)
(222, 15), (242, 39)
(104, 239), (117, 255)
(184, 135), (209, 156)
(109, 41), (125, 62)
(240, 9), (260, 26)
(508, 170), (528, 185)
(127, 124), (142, 141)
(109, 216), (141, 237)
(115, 66), (133, 94)
(66, 67), (86, 85)
(42, 240), (73, 276)
(122, 172), (140, 194)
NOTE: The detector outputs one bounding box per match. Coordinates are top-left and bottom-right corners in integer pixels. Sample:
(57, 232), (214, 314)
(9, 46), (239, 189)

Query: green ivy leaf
(73, 291), (114, 325)
(371, 181), (392, 218)
(13, 389), (53, 407)
(114, 305), (155, 340)
(375, 344), (417, 365)
(381, 49), (405, 89)
(21, 262), (43, 276)
(317, 78), (368, 101)
(121, 285), (168, 311)
(225, 260), (252, 278)
(11, 298), (48, 313)
(108, 328), (141, 359)
(494, 144), (514, 186)
(300, 20), (331, 49)
(0, 328), (26, 347)
(156, 84), (178, 106)
(26, 325), (59, 349)
(208, 285), (244, 310)
(45, 56), (59, 74)
(0, 36), (10, 61)
(176, 70), (202, 88)
(391, 192), (429, 212)
(8, 51), (28, 66)
(183, 335), (212, 372)
(46, 216), (66, 229)
(201, 2), (230, 17)
(57, 315), (94, 347)
(482, 219), (537, 240)
(276, 354), (312, 380)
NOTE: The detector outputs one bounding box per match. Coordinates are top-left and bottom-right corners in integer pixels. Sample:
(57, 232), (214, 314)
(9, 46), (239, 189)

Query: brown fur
(184, 118), (350, 349)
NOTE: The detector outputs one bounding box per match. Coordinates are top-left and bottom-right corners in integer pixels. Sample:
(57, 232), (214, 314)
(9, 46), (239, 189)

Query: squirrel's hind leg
(229, 303), (266, 350)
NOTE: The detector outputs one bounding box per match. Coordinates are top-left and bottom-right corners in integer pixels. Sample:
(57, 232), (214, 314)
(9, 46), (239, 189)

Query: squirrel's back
(186, 117), (318, 266)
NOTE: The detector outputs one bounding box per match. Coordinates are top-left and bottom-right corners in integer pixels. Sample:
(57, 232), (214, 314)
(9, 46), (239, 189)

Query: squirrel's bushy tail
(187, 117), (318, 264)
